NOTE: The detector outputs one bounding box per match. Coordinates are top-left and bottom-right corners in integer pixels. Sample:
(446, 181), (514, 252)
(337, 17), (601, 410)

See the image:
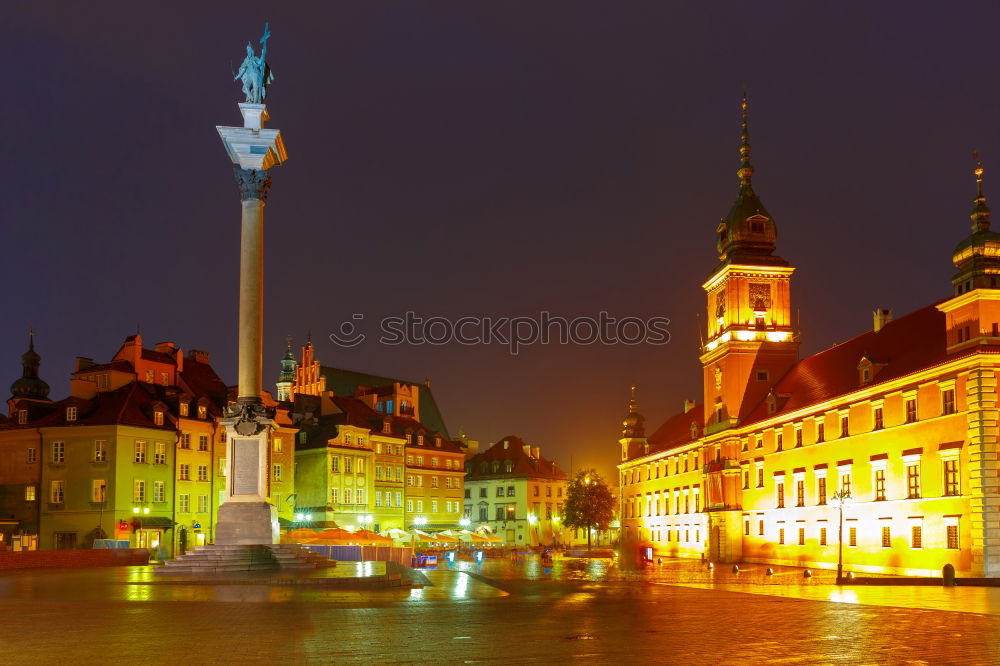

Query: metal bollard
(943, 563), (956, 587)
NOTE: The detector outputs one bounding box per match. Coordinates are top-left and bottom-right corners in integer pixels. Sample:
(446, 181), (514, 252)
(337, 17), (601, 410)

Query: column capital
(234, 167), (272, 202)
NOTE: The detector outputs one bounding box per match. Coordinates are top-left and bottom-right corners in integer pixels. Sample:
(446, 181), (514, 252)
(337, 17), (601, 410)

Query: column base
(215, 501), (278, 545)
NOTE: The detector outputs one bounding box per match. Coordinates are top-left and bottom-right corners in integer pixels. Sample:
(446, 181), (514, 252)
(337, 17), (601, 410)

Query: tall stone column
(214, 103), (287, 545)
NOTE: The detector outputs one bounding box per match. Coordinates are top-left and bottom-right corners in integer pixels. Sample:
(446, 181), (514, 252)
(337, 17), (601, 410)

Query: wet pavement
(1, 555), (999, 663)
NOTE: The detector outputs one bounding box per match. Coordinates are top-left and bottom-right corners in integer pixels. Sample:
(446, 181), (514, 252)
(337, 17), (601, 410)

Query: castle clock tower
(699, 94), (800, 436)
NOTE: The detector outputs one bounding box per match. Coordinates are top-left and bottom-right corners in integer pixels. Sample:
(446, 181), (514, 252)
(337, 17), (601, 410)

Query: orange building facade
(618, 98), (1000, 577)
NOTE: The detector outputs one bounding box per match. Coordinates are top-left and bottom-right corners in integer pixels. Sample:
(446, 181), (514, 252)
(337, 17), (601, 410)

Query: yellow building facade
(619, 100), (1000, 577)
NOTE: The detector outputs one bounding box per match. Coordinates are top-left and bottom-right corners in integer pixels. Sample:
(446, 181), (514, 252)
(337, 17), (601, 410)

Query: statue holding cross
(234, 23), (275, 104)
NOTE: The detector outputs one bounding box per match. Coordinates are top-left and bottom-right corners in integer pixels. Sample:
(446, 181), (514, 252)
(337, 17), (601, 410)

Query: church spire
(275, 334), (296, 401)
(10, 328), (50, 402)
(738, 91), (754, 190)
(971, 152), (991, 233)
(621, 384), (645, 438)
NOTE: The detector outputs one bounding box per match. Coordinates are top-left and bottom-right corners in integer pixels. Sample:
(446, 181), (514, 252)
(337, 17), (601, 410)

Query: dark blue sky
(4, 1), (998, 478)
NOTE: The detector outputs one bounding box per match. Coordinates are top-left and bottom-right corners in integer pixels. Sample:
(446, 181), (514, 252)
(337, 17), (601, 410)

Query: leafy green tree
(563, 469), (615, 549)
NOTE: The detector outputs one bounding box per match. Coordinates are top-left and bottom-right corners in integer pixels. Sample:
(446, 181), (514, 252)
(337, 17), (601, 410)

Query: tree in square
(563, 469), (615, 549)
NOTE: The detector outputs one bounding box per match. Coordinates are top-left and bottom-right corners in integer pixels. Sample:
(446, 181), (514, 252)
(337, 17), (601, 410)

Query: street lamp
(831, 490), (852, 582)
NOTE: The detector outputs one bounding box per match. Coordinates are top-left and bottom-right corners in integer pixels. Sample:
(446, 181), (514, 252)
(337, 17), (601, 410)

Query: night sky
(5, 2), (1000, 480)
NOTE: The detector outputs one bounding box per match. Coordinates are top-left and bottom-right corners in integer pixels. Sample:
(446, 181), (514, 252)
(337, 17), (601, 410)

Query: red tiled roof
(466, 435), (567, 480)
(1, 384), (174, 431)
(71, 360), (134, 376)
(647, 406), (704, 455)
(742, 303), (950, 426)
(140, 349), (176, 365)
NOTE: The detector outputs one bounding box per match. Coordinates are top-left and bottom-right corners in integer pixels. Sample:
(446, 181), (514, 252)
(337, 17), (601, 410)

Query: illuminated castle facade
(618, 96), (1000, 577)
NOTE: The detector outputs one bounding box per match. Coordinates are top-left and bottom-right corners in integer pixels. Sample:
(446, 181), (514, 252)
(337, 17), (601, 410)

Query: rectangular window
(431, 500), (438, 513)
(331, 457), (340, 473)
(841, 415), (849, 438)
(881, 525), (891, 548)
(743, 468), (750, 490)
(778, 528), (784, 545)
(907, 464), (920, 498)
(819, 526), (827, 546)
(776, 433), (783, 451)
(905, 398), (917, 423)
(795, 479), (804, 507)
(25, 485), (36, 501)
(407, 476), (414, 487)
(416, 475), (423, 487)
(26, 447), (37, 464)
(431, 476), (439, 488)
(841, 473), (852, 496)
(874, 407), (884, 430)
(179, 494), (190, 513)
(273, 437), (283, 453)
(199, 435), (209, 451)
(153, 480), (165, 503)
(179, 464), (190, 481)
(198, 495), (208, 513)
(375, 491), (382, 507)
(795, 429), (803, 448)
(757, 468), (764, 488)
(776, 483), (785, 509)
(198, 464), (208, 481)
(744, 520), (750, 536)
(416, 500), (423, 513)
(356, 458), (364, 474)
(66, 406), (77, 422)
(92, 479), (107, 503)
(798, 527), (805, 546)
(154, 442), (165, 465)
(395, 491), (402, 508)
(356, 489), (364, 505)
(816, 422), (825, 443)
(51, 441), (65, 464)
(94, 440), (107, 462)
(944, 459), (959, 496)
(942, 389), (957, 415)
(758, 519), (764, 536)
(849, 526), (857, 547)
(344, 457), (353, 474)
(817, 477), (827, 505)
(134, 480), (146, 503)
(343, 489), (352, 504)
(331, 488), (338, 504)
(51, 480), (65, 504)
(180, 433), (191, 449)
(219, 458), (227, 477)
(874, 469), (886, 501)
(911, 525), (922, 549)
(947, 524), (960, 549)
(272, 464), (282, 482)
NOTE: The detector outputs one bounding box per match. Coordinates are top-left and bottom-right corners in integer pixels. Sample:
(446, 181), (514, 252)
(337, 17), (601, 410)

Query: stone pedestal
(215, 501), (278, 546)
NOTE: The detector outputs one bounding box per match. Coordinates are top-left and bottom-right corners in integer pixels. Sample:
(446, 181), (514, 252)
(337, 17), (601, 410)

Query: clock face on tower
(714, 366), (723, 389)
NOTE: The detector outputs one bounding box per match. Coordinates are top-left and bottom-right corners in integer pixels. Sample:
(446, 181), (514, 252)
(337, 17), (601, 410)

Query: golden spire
(738, 91), (754, 189)
(972, 151), (991, 233)
(628, 384), (638, 414)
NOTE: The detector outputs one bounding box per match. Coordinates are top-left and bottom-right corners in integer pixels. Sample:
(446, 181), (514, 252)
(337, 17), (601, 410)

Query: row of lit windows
(177, 464), (210, 481)
(403, 498), (459, 514)
(622, 451), (699, 486)
(406, 454), (459, 469)
(744, 518), (960, 550)
(40, 441), (173, 466)
(331, 488), (366, 505)
(627, 486), (701, 518)
(178, 433), (211, 451)
(330, 456), (365, 474)
(373, 490), (403, 508)
(176, 494), (209, 513)
(406, 474), (458, 488)
(374, 465), (403, 481)
(746, 457), (961, 508)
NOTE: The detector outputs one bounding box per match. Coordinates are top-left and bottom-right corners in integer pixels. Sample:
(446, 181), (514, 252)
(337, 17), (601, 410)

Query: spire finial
(28, 327), (34, 350)
(628, 384), (638, 413)
(738, 90), (754, 188)
(285, 334), (292, 348)
(972, 150), (991, 232)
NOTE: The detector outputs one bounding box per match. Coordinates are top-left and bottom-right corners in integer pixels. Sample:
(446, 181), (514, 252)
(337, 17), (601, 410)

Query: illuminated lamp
(735, 330), (756, 342)
(142, 507), (150, 515)
(132, 507), (140, 514)
(765, 331), (789, 342)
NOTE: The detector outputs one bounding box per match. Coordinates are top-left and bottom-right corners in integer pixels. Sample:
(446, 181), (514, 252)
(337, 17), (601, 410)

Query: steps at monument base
(156, 544), (323, 574)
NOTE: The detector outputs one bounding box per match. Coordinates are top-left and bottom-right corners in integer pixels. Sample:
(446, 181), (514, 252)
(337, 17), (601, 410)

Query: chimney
(155, 341), (176, 354)
(75, 357), (94, 372)
(522, 444), (531, 457)
(531, 446), (540, 460)
(683, 399), (696, 414)
(188, 350), (211, 364)
(873, 308), (893, 332)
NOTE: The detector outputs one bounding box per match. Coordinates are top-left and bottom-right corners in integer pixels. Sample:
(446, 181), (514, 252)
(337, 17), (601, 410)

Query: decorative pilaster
(966, 364), (1000, 576)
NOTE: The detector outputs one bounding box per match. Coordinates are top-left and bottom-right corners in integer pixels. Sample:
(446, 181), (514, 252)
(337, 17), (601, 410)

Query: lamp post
(831, 490), (852, 582)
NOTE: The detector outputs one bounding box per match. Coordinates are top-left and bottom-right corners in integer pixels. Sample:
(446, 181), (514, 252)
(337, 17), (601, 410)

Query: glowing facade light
(459, 517), (470, 527)
(132, 507), (140, 514)
(295, 512), (304, 521)
(527, 514), (537, 525)
(735, 330), (757, 342)
(142, 507), (150, 514)
(765, 331), (790, 342)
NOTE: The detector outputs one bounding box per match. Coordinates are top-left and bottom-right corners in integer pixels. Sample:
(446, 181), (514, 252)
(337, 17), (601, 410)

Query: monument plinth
(213, 26), (287, 546)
